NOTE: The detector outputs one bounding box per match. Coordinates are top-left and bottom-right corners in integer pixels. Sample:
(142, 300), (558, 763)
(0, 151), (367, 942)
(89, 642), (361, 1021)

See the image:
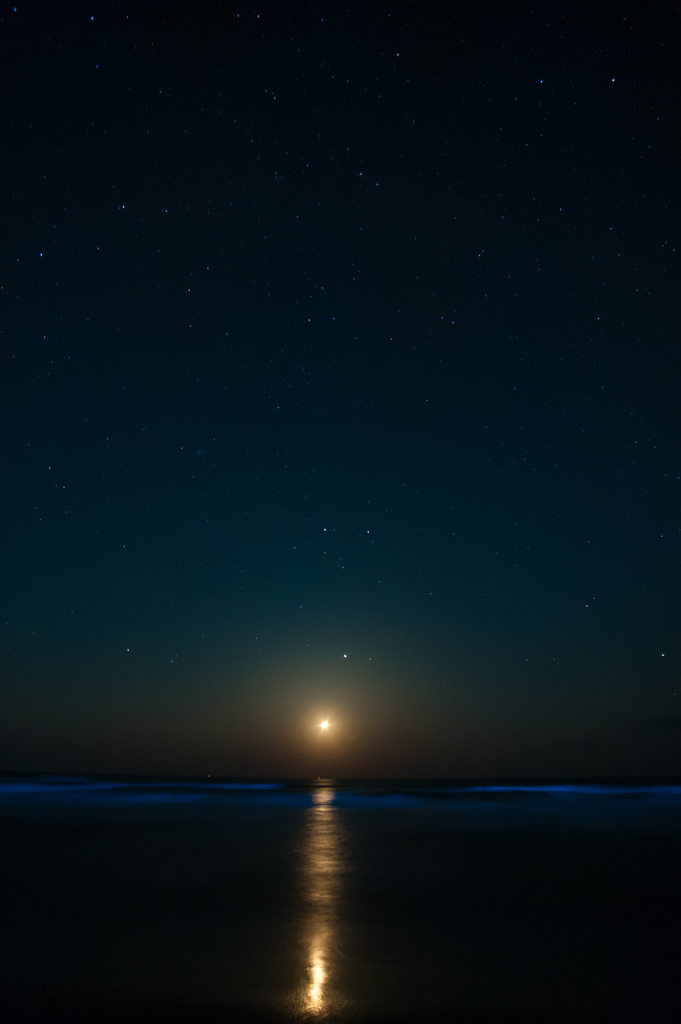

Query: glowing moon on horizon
(320, 721), (329, 730)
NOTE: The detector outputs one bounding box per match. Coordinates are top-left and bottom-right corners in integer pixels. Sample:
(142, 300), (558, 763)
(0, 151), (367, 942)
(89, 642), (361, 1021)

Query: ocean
(0, 775), (679, 1023)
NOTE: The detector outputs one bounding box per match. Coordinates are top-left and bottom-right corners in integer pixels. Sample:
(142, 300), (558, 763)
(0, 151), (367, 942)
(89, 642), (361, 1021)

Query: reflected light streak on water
(297, 787), (344, 1018)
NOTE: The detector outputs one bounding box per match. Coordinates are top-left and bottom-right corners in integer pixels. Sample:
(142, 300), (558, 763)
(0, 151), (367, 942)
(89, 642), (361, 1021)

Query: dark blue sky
(1, 0), (679, 777)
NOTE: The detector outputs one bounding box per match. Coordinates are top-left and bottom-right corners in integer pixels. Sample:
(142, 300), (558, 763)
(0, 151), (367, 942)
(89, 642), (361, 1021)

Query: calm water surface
(1, 776), (680, 1022)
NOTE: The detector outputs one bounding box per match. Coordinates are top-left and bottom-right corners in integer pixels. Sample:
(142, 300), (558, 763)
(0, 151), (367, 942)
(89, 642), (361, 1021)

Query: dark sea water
(1, 776), (680, 1023)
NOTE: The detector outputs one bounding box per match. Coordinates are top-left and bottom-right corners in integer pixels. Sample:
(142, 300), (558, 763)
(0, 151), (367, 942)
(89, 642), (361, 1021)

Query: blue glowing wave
(0, 778), (679, 810)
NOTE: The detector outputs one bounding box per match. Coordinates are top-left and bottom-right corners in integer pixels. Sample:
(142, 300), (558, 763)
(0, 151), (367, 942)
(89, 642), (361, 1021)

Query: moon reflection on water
(289, 786), (345, 1019)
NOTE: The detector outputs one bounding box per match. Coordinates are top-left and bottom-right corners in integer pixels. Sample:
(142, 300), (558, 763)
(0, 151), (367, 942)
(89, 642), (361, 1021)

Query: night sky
(2, 1), (679, 778)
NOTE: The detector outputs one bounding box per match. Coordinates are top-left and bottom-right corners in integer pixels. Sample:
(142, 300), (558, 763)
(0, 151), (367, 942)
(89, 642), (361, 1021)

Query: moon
(320, 720), (329, 730)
